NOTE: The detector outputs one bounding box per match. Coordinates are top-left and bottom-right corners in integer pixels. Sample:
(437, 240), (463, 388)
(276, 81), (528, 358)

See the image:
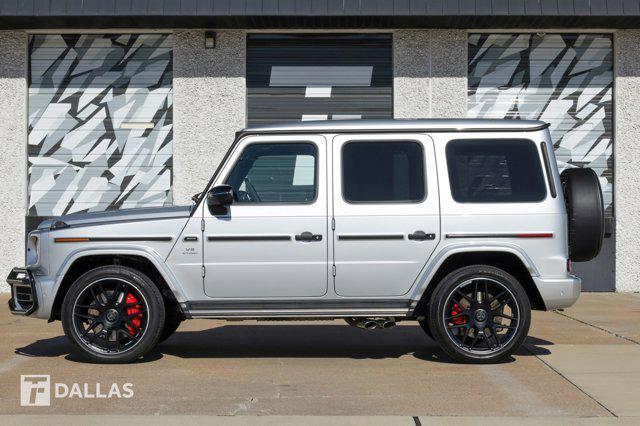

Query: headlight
(26, 233), (40, 267)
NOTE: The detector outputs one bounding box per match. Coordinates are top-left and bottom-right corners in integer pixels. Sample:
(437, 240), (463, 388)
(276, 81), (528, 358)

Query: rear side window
(342, 141), (425, 203)
(446, 139), (546, 203)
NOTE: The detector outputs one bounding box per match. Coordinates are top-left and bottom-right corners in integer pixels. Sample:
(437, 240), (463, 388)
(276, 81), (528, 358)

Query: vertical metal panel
(540, 0), (559, 14)
(605, 0), (623, 14)
(247, 34), (393, 126)
(492, 0), (510, 14)
(524, 0), (543, 14)
(508, 0), (526, 14)
(27, 34), (174, 223)
(557, 0), (574, 14)
(622, 0), (640, 13)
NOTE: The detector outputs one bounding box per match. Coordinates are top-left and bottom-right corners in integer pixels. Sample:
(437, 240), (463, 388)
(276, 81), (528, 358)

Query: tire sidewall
(61, 265), (165, 363)
(428, 265), (531, 363)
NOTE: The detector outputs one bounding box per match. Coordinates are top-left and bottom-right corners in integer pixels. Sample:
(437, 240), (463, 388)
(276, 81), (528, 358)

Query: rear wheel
(428, 265), (531, 364)
(61, 266), (165, 363)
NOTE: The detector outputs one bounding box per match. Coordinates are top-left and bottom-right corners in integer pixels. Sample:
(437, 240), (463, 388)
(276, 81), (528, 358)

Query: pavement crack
(554, 310), (640, 345)
(523, 345), (618, 418)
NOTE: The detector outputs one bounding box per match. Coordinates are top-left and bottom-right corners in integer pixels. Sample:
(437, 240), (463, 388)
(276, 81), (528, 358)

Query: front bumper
(533, 275), (582, 311)
(6, 268), (38, 315)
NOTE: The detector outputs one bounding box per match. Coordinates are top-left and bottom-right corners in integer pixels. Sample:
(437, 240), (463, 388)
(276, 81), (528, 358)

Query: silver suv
(7, 119), (604, 364)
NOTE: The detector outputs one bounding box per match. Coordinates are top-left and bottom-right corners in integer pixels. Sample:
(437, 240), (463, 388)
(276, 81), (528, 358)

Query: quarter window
(226, 143), (317, 204)
(446, 139), (547, 203)
(342, 141), (425, 203)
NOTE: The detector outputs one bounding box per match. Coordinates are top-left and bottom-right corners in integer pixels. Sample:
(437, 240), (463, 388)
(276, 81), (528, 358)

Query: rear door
(331, 134), (440, 297)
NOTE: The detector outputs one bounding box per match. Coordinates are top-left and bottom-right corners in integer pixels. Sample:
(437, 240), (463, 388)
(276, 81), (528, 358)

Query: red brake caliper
(125, 293), (142, 336)
(450, 303), (467, 326)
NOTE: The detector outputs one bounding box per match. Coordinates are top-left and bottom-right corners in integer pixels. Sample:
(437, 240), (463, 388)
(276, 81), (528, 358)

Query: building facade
(0, 1), (638, 292)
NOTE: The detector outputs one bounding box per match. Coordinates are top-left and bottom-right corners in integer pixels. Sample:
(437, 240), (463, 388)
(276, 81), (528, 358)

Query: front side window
(225, 143), (317, 204)
(446, 139), (547, 203)
(342, 141), (425, 203)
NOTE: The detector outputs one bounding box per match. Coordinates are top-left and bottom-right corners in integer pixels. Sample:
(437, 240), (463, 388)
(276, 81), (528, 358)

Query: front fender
(409, 243), (540, 303)
(39, 246), (188, 320)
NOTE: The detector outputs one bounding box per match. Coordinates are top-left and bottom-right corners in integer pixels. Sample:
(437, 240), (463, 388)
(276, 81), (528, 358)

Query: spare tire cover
(560, 168), (604, 262)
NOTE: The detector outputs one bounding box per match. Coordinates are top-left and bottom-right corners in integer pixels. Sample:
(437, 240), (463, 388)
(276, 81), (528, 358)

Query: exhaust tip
(381, 320), (396, 329)
(363, 321), (379, 330)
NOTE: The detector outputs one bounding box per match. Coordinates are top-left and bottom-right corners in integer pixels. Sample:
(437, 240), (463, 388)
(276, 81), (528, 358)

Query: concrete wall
(394, 30), (467, 119)
(0, 31), (26, 292)
(615, 30), (640, 292)
(173, 30), (246, 205)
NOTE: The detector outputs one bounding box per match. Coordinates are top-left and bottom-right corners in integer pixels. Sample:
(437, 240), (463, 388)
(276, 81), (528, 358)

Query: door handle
(408, 231), (436, 241)
(295, 232), (323, 242)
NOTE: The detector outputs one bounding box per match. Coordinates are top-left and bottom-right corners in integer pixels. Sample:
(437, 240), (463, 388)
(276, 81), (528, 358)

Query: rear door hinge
(332, 265), (336, 277)
(201, 218), (205, 231)
(331, 218), (335, 230)
(201, 265), (206, 278)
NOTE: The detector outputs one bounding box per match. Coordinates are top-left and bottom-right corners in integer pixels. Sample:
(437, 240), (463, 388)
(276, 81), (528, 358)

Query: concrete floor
(0, 293), (638, 423)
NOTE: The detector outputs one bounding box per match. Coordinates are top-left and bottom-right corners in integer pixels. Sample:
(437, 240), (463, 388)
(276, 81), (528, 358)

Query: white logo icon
(20, 375), (51, 406)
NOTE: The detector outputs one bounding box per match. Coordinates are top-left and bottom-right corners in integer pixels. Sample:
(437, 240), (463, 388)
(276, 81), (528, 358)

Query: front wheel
(428, 265), (531, 364)
(61, 266), (165, 363)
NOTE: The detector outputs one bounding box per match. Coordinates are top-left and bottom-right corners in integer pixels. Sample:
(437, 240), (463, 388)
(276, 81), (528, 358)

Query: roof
(237, 119), (549, 138)
(1, 1), (639, 29)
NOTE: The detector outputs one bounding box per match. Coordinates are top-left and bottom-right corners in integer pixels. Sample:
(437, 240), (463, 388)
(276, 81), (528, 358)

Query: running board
(181, 299), (414, 319)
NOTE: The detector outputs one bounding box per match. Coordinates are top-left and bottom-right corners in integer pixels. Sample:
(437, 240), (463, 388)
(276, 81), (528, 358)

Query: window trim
(540, 141), (558, 198)
(223, 141), (320, 206)
(340, 140), (428, 205)
(445, 138), (548, 204)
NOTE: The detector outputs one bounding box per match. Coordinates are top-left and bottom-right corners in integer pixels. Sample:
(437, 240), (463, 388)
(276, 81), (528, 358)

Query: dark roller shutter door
(247, 34), (393, 126)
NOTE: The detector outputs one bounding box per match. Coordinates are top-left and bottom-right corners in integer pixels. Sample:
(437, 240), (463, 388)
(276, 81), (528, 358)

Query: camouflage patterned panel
(468, 33), (613, 217)
(28, 34), (173, 217)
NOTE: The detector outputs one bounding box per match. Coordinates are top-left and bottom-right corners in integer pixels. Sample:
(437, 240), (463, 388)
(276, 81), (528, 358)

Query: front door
(332, 134), (440, 297)
(203, 135), (328, 298)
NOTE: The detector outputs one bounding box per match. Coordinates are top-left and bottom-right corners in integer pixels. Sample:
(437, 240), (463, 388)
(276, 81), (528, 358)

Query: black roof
(1, 0), (639, 29)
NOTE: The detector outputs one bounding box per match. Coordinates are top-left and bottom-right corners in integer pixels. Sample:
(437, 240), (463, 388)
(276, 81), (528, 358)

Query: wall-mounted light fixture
(205, 31), (216, 49)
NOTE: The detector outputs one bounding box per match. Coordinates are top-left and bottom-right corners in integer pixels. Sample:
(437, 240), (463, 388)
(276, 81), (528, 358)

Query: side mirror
(207, 185), (234, 208)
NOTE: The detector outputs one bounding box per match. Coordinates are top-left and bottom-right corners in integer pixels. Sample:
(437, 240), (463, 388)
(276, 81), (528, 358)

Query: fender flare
(409, 243), (539, 304)
(51, 246), (189, 308)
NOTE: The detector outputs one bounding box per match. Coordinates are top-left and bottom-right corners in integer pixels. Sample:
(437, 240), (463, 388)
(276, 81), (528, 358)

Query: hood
(38, 206), (193, 230)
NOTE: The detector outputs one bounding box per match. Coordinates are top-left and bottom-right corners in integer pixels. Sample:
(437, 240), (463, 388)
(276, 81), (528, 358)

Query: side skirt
(181, 299), (415, 319)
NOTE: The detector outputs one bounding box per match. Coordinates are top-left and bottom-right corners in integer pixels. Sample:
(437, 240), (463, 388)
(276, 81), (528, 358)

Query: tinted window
(342, 142), (425, 203)
(446, 139), (546, 203)
(226, 143), (317, 204)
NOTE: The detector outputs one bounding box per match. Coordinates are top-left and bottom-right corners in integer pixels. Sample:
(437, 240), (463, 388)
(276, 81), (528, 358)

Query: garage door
(468, 33), (614, 291)
(247, 34), (393, 126)
(27, 34), (173, 231)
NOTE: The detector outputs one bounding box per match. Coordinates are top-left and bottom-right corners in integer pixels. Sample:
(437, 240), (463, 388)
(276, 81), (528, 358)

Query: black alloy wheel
(428, 265), (531, 363)
(62, 266), (165, 363)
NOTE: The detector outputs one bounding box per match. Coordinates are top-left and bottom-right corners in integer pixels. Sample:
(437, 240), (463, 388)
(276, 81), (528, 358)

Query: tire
(428, 265), (531, 364)
(418, 319), (434, 340)
(561, 167), (604, 262)
(158, 318), (182, 343)
(61, 265), (165, 363)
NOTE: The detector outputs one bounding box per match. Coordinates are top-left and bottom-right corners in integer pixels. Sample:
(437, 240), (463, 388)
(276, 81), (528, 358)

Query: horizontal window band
(338, 234), (404, 241)
(445, 233), (554, 239)
(54, 236), (173, 243)
(208, 235), (292, 242)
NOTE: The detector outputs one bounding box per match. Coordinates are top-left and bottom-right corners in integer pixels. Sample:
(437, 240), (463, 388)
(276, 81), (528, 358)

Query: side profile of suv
(7, 119), (604, 364)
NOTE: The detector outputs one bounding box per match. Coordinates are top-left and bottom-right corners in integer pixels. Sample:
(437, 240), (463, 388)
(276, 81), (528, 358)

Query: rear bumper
(534, 275), (581, 311)
(6, 268), (38, 315)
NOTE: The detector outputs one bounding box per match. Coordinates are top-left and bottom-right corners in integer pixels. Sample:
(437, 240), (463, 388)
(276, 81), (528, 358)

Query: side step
(180, 299), (414, 320)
